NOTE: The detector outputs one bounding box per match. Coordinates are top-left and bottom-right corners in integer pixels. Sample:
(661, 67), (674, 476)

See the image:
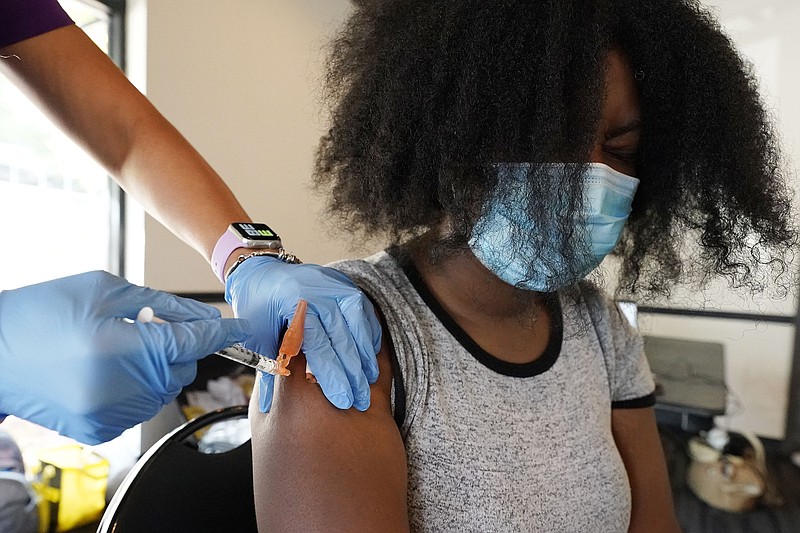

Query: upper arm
(611, 407), (681, 533)
(249, 339), (409, 532)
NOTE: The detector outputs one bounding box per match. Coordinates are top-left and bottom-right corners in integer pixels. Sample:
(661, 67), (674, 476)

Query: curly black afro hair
(314, 0), (797, 298)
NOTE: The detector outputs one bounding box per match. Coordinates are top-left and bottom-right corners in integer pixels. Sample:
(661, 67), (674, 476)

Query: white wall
(126, 0), (370, 293)
(128, 1), (800, 437)
(638, 314), (794, 439)
(637, 0), (800, 439)
(644, 0), (800, 317)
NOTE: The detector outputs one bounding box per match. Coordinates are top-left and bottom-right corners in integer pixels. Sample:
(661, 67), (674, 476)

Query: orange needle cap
(275, 299), (308, 376)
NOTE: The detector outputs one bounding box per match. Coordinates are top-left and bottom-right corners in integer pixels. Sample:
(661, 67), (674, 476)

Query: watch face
(231, 222), (281, 241)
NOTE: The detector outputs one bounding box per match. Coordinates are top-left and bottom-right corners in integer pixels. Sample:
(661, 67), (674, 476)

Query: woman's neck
(407, 236), (554, 365)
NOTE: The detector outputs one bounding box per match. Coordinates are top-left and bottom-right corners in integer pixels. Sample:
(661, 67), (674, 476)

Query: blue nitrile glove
(0, 271), (251, 445)
(225, 256), (381, 413)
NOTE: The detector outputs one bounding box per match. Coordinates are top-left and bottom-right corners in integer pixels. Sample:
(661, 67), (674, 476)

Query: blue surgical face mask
(468, 162), (639, 291)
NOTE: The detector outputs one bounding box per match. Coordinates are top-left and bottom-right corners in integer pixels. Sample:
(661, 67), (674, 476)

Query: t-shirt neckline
(388, 247), (563, 378)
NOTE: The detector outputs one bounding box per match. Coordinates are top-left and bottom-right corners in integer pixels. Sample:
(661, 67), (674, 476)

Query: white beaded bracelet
(225, 249), (302, 281)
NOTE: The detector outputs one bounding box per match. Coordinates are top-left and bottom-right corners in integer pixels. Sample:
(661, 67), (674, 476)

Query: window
(0, 0), (125, 290)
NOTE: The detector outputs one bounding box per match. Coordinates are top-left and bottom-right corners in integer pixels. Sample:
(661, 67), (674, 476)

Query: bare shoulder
(249, 335), (408, 533)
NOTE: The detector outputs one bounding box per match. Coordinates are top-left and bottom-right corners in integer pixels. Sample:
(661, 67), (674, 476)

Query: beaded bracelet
(224, 249), (302, 281)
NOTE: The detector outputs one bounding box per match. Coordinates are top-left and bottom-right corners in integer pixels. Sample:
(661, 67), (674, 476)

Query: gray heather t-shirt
(332, 250), (655, 533)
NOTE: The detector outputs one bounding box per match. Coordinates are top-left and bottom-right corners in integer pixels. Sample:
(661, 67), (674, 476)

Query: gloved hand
(0, 271), (250, 445)
(225, 256), (381, 413)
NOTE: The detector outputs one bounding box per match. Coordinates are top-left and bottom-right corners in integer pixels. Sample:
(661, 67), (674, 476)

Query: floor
(660, 426), (800, 533)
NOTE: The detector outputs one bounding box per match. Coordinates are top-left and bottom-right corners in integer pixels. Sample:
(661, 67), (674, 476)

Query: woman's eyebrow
(605, 120), (642, 141)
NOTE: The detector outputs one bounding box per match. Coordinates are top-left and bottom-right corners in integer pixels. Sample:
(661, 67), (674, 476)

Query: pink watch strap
(211, 228), (244, 283)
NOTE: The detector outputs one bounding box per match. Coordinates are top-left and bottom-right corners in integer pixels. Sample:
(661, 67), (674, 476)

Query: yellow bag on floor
(29, 445), (109, 532)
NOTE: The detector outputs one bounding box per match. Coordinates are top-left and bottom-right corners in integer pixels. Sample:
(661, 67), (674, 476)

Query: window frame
(91, 0), (127, 277)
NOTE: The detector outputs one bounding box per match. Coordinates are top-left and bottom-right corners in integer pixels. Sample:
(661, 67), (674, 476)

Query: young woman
(233, 1), (796, 531)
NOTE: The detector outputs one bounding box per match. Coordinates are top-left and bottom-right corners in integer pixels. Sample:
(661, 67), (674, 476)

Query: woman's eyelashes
(603, 147), (638, 164)
(598, 124), (640, 173)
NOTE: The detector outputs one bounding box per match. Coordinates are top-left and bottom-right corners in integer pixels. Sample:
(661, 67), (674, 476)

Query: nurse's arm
(0, 24), (248, 262)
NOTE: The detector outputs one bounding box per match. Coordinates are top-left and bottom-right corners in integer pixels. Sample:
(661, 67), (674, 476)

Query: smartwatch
(212, 223), (283, 282)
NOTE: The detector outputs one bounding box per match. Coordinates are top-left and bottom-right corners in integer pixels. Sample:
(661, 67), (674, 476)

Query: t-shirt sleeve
(608, 317), (656, 408)
(582, 285), (656, 408)
(0, 0), (74, 49)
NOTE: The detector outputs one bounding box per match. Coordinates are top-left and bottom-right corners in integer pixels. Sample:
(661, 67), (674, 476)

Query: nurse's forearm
(0, 24), (249, 263)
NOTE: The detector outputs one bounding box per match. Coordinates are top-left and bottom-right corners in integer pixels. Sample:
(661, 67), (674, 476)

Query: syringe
(215, 344), (285, 375)
(135, 305), (303, 377)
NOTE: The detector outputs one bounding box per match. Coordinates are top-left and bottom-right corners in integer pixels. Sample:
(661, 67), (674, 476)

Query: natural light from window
(0, 0), (115, 290)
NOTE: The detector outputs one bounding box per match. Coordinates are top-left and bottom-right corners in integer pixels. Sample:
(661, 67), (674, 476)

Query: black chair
(97, 406), (257, 532)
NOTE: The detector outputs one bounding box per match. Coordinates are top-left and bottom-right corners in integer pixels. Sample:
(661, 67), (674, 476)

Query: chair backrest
(97, 406), (257, 533)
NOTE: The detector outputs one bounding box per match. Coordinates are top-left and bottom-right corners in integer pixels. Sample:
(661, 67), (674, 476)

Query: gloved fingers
(147, 294), (223, 322)
(49, 402), (141, 445)
(162, 362), (199, 395)
(77, 403), (154, 444)
(94, 392), (165, 433)
(241, 317), (283, 362)
(339, 295), (382, 384)
(313, 302), (372, 411)
(77, 272), (205, 320)
(113, 284), (223, 322)
(318, 265), (361, 288)
(141, 318), (252, 365)
(85, 321), (190, 402)
(257, 371), (276, 413)
(302, 313), (356, 410)
(68, 420), (127, 446)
